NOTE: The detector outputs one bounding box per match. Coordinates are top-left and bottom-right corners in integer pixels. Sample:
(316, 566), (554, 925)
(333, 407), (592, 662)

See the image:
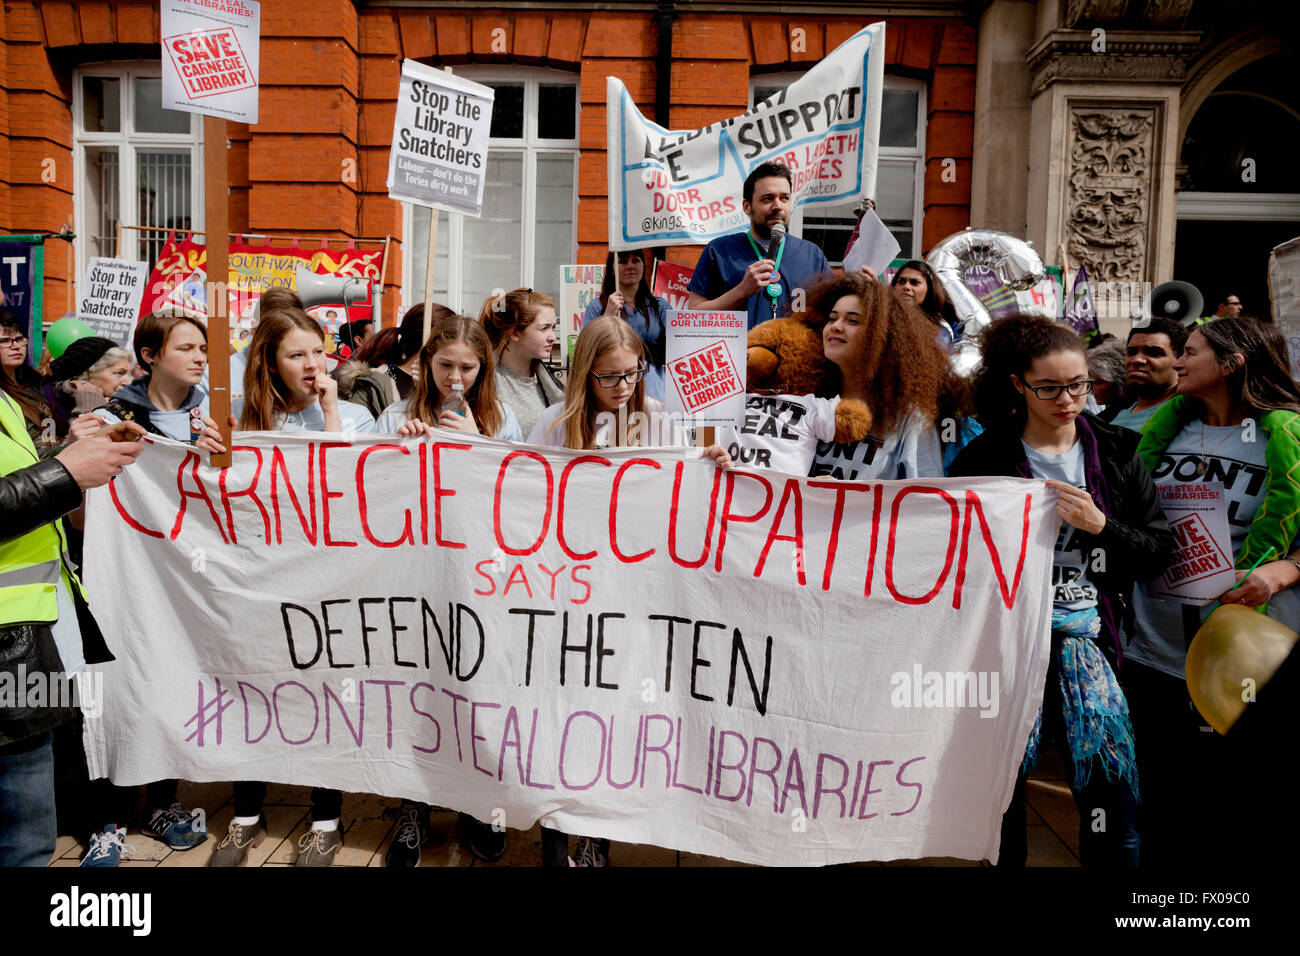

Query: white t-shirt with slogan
(1128, 420), (1300, 678)
(810, 411), (945, 481)
(1022, 440), (1098, 614)
(718, 393), (840, 477)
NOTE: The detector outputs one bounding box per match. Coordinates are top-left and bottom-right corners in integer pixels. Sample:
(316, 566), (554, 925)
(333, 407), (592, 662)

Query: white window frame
(72, 63), (204, 293)
(402, 66), (579, 314)
(748, 73), (926, 260)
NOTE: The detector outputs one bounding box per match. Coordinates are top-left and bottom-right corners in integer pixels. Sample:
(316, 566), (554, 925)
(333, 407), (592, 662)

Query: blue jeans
(0, 732), (57, 867)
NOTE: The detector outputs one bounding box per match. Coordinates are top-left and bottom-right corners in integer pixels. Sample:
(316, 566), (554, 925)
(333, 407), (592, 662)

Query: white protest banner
(387, 60), (494, 217)
(161, 0), (260, 124)
(607, 23), (883, 250)
(82, 432), (1058, 866)
(665, 311), (747, 427)
(1148, 481), (1237, 604)
(558, 264), (605, 366)
(77, 257), (150, 347)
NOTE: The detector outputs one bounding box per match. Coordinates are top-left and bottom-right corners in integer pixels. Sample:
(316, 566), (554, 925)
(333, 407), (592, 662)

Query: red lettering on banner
(953, 491), (1031, 610)
(807, 481), (872, 591)
(473, 560), (496, 596)
(170, 450), (229, 543)
(493, 451), (555, 556)
(218, 446), (270, 545)
(864, 485), (883, 597)
(609, 458), (660, 563)
(109, 476), (163, 538)
(885, 487), (959, 605)
(571, 565), (593, 605)
(319, 443), (356, 548)
(557, 455), (611, 560)
(754, 479), (805, 583)
(429, 441), (472, 550)
(669, 461), (722, 569)
(503, 564), (534, 598)
(270, 444), (317, 545)
(356, 444), (415, 548)
(714, 471), (774, 572)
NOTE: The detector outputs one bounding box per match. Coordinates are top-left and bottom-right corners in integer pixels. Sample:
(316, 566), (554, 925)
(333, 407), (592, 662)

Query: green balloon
(45, 316), (96, 358)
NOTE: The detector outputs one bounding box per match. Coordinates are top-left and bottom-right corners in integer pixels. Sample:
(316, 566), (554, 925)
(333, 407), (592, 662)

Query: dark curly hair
(972, 314), (1086, 423)
(801, 272), (952, 433)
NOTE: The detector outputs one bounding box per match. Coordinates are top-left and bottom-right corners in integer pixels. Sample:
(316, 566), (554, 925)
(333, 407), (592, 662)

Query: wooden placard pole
(422, 208), (439, 343)
(204, 116), (232, 468)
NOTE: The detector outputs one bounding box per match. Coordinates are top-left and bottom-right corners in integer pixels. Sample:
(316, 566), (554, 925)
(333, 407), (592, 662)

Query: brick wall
(1, 2), (975, 325)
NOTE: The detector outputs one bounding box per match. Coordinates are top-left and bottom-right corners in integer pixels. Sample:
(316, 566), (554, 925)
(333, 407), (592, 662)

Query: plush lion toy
(717, 316), (873, 474)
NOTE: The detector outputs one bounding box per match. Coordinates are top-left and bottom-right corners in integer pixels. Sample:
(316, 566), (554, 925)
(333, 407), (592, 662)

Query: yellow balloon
(1185, 605), (1299, 734)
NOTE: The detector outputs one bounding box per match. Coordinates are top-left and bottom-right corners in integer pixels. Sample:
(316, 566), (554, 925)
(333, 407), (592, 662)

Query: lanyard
(745, 231), (786, 317)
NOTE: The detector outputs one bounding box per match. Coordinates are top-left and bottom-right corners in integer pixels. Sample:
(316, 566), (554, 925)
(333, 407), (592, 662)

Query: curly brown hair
(800, 272), (953, 433)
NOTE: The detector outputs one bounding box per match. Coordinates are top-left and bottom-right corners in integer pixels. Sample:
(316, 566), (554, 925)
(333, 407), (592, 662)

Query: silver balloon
(925, 229), (1045, 376)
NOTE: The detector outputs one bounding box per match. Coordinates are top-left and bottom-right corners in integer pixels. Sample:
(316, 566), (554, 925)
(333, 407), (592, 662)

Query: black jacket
(0, 458), (82, 545)
(948, 413), (1174, 661)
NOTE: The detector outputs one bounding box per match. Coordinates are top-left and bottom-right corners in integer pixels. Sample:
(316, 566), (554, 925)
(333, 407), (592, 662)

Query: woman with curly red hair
(800, 273), (950, 480)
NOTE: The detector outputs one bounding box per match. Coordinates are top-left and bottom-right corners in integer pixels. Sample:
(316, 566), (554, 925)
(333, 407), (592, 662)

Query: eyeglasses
(1024, 380), (1095, 400)
(0, 335), (27, 348)
(590, 365), (647, 388)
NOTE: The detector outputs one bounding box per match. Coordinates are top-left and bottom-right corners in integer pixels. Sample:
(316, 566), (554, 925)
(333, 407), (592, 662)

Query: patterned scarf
(1020, 606), (1141, 799)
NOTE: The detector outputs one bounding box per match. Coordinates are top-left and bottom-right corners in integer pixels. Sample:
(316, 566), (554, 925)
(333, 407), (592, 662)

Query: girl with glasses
(949, 313), (1174, 867)
(526, 314), (730, 866)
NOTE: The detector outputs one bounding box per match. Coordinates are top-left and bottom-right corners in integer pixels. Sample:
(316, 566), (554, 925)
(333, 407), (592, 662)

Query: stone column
(969, 0), (1037, 237)
(1024, 3), (1199, 335)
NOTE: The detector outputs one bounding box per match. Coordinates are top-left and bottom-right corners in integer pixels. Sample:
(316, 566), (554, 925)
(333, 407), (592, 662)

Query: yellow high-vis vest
(0, 389), (85, 626)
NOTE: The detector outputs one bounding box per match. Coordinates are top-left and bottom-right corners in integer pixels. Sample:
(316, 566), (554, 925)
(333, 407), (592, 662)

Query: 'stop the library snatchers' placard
(160, 0), (260, 124)
(387, 61), (495, 218)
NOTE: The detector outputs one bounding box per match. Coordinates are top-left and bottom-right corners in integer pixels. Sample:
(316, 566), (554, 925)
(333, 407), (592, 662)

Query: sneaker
(295, 827), (343, 867)
(207, 816), (267, 867)
(142, 801), (208, 850)
(80, 824), (136, 867)
(459, 812), (506, 862)
(385, 805), (428, 868)
(572, 835), (608, 867)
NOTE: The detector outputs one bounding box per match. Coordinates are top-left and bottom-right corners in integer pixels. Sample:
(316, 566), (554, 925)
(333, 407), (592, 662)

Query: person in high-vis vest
(1, 388), (144, 866)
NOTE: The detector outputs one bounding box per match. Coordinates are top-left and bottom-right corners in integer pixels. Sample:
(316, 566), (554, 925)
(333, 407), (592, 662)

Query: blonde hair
(550, 315), (647, 449)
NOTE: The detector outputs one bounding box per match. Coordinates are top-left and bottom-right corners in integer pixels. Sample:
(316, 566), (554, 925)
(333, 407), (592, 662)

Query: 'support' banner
(83, 433), (1057, 865)
(607, 24), (884, 250)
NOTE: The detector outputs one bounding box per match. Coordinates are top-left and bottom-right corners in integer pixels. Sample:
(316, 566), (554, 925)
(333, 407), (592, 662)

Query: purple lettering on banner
(780, 747), (808, 816)
(813, 752), (851, 819)
(747, 736), (782, 810)
(470, 700), (501, 777)
(409, 683), (441, 754)
(558, 710), (607, 791)
(440, 688), (469, 762)
(524, 707), (555, 790)
(858, 759), (895, 819)
(366, 680), (402, 750)
(272, 681), (320, 745)
(703, 726), (717, 797)
(713, 730), (749, 802)
(640, 714), (674, 789)
(604, 714), (643, 790)
(670, 716), (703, 794)
(498, 705), (525, 783)
(322, 681), (363, 746)
(848, 759), (864, 815)
(238, 680), (272, 744)
(892, 756), (926, 816)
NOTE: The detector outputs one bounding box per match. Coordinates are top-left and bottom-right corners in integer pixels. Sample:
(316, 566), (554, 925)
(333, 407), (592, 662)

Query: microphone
(767, 221), (786, 259)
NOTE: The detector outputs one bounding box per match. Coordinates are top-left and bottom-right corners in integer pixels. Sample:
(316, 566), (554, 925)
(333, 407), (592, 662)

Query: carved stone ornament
(1067, 108), (1156, 282)
(1026, 30), (1201, 95)
(1066, 0), (1132, 28)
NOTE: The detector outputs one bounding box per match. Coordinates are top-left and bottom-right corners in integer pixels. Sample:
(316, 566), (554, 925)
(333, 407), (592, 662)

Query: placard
(386, 60), (494, 217)
(1148, 481), (1237, 604)
(161, 0), (260, 124)
(665, 310), (747, 427)
(77, 257), (150, 347)
(558, 264), (605, 366)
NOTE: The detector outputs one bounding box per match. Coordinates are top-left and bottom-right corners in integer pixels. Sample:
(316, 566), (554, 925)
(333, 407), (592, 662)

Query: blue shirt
(1022, 439), (1098, 614)
(687, 231), (829, 330)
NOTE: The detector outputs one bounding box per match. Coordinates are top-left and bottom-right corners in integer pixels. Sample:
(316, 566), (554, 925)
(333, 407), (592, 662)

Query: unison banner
(606, 23), (884, 250)
(83, 432), (1057, 866)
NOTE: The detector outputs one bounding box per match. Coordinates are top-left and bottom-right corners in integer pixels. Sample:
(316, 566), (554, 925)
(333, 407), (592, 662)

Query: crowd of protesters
(4, 166), (1296, 870)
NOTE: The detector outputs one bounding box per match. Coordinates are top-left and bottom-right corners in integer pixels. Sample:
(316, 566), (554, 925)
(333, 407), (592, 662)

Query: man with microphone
(686, 162), (830, 329)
